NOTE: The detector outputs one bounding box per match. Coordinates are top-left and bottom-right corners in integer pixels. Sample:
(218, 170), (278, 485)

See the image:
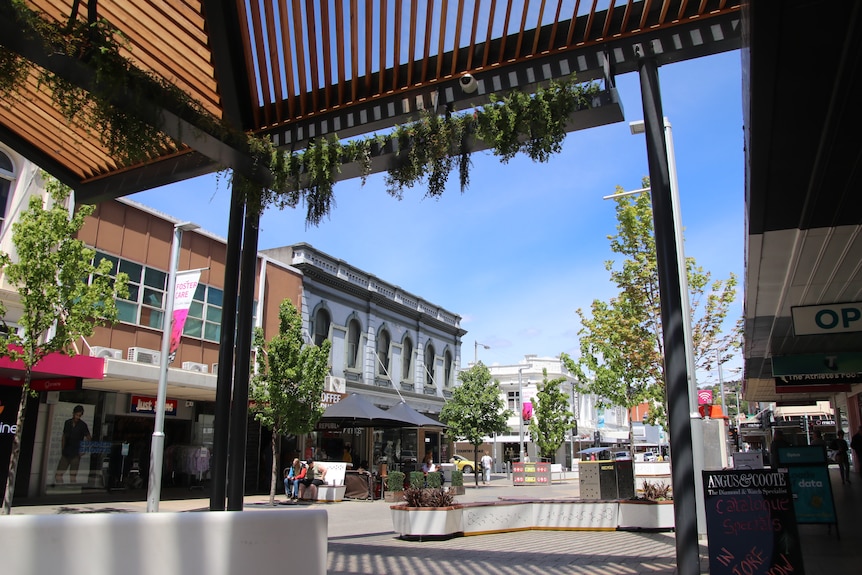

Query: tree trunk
(269, 432), (279, 506)
(473, 444), (480, 487)
(2, 369), (32, 515)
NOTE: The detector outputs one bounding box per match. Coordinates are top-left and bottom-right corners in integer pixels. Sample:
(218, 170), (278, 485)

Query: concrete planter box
(390, 499), (676, 539)
(617, 500), (675, 531)
(448, 485), (465, 496)
(390, 505), (464, 539)
(383, 490), (404, 503)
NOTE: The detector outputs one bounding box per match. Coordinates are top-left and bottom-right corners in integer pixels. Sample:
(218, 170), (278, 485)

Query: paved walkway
(11, 468), (862, 574)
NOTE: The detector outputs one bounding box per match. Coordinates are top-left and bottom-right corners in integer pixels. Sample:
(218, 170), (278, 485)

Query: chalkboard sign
(703, 469), (805, 575)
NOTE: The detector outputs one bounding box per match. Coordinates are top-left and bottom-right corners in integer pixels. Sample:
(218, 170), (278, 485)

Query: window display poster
(0, 385), (23, 497)
(48, 401), (97, 486)
(703, 469), (805, 575)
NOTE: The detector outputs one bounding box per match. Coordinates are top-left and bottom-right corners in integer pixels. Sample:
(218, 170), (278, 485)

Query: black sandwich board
(703, 469), (805, 575)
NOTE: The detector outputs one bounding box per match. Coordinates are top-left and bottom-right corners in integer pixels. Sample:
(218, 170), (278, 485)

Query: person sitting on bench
(299, 456), (326, 500)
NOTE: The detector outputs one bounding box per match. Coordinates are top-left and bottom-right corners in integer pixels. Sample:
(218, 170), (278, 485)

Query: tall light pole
(147, 221), (199, 513)
(474, 340), (490, 364)
(518, 364), (532, 461)
(626, 116), (706, 536)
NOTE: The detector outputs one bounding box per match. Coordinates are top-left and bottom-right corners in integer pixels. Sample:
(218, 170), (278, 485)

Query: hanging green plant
(0, 46), (28, 103)
(4, 2), (604, 228)
(475, 75), (601, 163)
(384, 110), (469, 200)
(343, 137), (374, 186)
(5, 3), (228, 165)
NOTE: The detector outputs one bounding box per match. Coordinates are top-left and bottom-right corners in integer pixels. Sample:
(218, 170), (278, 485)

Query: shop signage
(512, 461), (551, 485)
(321, 391), (346, 408)
(0, 376), (81, 391)
(777, 446), (836, 526)
(772, 352), (862, 376)
(703, 469), (805, 575)
(130, 395), (177, 416)
(774, 377), (852, 394)
(791, 302), (862, 335)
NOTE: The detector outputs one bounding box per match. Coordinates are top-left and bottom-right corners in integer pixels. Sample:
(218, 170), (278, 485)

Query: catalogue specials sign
(703, 469), (805, 575)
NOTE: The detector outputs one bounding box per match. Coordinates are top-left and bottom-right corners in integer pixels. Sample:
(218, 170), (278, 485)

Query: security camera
(459, 73), (478, 94)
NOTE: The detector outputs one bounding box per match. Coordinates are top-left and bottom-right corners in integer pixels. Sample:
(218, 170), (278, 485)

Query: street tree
(561, 181), (740, 452)
(528, 369), (574, 461)
(250, 299), (331, 505)
(0, 175), (128, 514)
(440, 362), (511, 487)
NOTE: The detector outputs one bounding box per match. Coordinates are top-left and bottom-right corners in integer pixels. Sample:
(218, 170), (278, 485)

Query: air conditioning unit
(325, 375), (346, 394)
(127, 347), (161, 365)
(90, 346), (123, 360)
(182, 361), (209, 373)
(211, 363), (219, 375)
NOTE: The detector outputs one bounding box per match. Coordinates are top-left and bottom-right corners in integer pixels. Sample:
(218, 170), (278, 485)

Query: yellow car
(450, 454), (476, 475)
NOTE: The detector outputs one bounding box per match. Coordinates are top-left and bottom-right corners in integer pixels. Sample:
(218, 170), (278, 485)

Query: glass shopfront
(45, 390), (213, 494)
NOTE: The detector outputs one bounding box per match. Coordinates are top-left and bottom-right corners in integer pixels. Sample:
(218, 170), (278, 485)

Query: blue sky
(131, 50), (743, 382)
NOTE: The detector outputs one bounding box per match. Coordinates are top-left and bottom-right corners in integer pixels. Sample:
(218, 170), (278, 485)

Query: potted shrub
(390, 486), (463, 539)
(618, 480), (675, 531)
(449, 470), (465, 495)
(384, 471), (405, 503)
(409, 471), (425, 489)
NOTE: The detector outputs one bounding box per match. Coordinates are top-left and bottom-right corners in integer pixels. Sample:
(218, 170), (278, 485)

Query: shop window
(508, 391), (520, 410)
(376, 328), (390, 377)
(443, 349), (453, 387)
(90, 251), (229, 342)
(184, 283), (224, 342)
(424, 342), (435, 387)
(313, 307), (330, 346)
(0, 150), (13, 235)
(401, 336), (413, 382)
(347, 318), (361, 369)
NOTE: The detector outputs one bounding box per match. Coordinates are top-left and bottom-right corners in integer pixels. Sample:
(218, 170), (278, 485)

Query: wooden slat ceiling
(0, 0), (740, 199)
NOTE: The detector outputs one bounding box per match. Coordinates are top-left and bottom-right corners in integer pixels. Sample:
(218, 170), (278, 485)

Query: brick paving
(12, 468), (862, 574)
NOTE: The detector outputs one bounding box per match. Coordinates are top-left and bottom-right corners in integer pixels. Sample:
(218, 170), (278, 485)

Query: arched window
(0, 150), (14, 234)
(444, 349), (453, 387)
(401, 336), (413, 382)
(313, 307), (331, 346)
(347, 318), (362, 369)
(424, 342), (436, 387)
(376, 328), (391, 377)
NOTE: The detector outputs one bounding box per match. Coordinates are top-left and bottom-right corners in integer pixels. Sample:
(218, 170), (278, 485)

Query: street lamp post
(518, 364), (532, 461)
(626, 116), (707, 537)
(474, 340), (490, 364)
(146, 221), (199, 513)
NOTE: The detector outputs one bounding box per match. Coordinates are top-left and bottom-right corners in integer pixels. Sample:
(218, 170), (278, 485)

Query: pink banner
(522, 401), (533, 421)
(168, 270), (201, 363)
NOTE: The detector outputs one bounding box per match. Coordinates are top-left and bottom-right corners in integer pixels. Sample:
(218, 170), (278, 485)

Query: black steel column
(637, 47), (699, 574)
(226, 203), (261, 510)
(209, 184), (245, 511)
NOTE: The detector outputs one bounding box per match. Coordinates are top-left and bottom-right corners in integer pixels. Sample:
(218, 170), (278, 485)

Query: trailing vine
(0, 46), (27, 103)
(3, 2), (603, 227)
(5, 2), (229, 165)
(475, 76), (601, 163)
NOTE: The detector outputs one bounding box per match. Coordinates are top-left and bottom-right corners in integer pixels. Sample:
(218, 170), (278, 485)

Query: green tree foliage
(561, 181), (740, 438)
(250, 299), (331, 505)
(0, 174), (128, 514)
(440, 362), (511, 487)
(528, 369), (575, 461)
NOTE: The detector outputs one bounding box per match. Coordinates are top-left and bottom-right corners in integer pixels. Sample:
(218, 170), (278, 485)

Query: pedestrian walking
(831, 430), (851, 484)
(851, 426), (862, 476)
(480, 451), (493, 484)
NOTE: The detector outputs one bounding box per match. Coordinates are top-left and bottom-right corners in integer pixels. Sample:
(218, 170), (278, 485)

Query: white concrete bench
(1, 509), (328, 575)
(313, 461), (347, 502)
